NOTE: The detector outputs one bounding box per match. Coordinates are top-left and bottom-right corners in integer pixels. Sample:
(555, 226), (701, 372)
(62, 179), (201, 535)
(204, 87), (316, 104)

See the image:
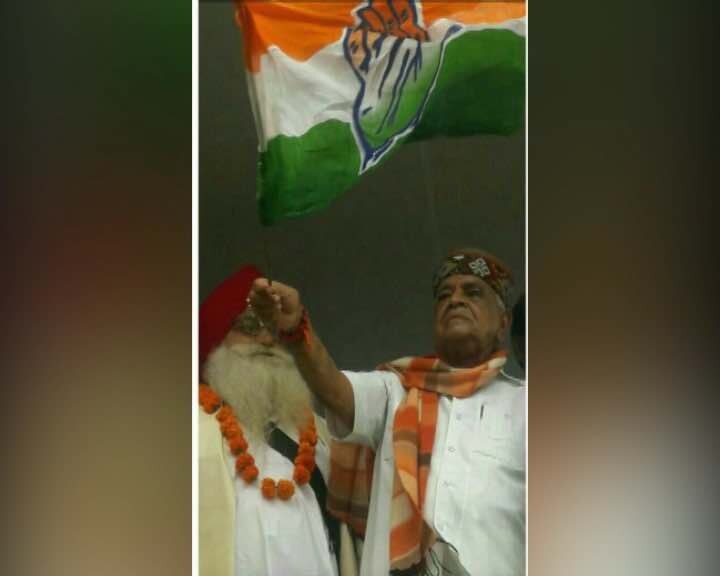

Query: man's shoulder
(342, 368), (403, 388)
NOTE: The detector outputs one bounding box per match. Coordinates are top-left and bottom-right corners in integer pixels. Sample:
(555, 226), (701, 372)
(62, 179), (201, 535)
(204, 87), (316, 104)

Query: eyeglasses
(230, 310), (264, 336)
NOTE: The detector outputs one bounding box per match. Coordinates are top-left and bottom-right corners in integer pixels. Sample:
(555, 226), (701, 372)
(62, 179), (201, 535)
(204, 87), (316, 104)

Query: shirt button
(455, 414), (462, 421)
(448, 446), (456, 453)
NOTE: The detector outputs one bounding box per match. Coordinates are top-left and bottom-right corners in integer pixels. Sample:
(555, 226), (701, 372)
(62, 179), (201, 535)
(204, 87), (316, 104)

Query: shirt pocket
(474, 400), (525, 472)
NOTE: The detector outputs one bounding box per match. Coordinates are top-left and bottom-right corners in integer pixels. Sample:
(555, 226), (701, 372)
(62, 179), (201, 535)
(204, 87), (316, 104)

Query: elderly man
(249, 249), (525, 576)
(199, 266), (343, 576)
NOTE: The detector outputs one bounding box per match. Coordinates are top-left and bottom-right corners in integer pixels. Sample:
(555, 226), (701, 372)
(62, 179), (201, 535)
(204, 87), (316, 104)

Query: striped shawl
(327, 351), (506, 571)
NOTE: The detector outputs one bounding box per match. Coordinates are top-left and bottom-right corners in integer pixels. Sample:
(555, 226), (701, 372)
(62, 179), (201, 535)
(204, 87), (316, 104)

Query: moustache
(443, 304), (473, 320)
(226, 342), (291, 362)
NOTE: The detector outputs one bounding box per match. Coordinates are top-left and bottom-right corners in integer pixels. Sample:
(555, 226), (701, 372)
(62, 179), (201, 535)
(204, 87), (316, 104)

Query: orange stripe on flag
(236, 1), (357, 73)
(236, 2), (526, 74)
(422, 1), (526, 27)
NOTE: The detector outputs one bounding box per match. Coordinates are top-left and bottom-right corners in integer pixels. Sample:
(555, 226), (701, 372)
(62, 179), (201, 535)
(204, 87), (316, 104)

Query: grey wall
(200, 4), (525, 375)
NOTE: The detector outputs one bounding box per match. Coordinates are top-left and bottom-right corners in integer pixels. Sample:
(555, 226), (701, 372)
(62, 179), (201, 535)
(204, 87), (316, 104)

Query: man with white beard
(199, 266), (348, 576)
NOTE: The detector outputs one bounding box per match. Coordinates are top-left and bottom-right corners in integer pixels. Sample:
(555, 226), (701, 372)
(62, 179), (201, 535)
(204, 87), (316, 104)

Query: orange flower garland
(199, 384), (317, 501)
(261, 478), (277, 499)
(199, 385), (221, 413)
(228, 435), (248, 456)
(277, 480), (295, 500)
(293, 465), (311, 485)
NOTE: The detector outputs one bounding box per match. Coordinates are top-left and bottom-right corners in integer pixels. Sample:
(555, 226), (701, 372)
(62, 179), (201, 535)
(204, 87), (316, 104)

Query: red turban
(199, 265), (261, 374)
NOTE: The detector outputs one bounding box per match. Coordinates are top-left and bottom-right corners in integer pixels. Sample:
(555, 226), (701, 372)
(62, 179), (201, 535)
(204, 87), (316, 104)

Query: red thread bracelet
(278, 308), (312, 349)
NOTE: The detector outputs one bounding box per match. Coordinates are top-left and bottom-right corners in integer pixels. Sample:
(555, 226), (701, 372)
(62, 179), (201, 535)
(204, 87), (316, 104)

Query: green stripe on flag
(257, 28), (524, 225)
(410, 29), (525, 140)
(258, 120), (361, 225)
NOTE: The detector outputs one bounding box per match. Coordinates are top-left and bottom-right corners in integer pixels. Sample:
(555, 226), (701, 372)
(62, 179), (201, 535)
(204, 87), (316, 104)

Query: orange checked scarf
(327, 351), (506, 571)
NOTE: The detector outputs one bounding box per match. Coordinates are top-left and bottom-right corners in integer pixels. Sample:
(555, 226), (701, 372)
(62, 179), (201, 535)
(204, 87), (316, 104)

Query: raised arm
(248, 278), (355, 431)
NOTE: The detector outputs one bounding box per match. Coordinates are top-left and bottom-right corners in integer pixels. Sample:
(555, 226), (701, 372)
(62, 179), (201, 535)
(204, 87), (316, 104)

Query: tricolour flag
(235, 1), (526, 224)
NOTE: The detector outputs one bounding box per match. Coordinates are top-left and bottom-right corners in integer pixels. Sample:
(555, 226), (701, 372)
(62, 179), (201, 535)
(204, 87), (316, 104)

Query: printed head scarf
(432, 248), (514, 309)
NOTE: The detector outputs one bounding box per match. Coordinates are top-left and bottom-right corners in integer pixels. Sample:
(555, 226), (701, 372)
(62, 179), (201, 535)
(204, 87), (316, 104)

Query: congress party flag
(235, 1), (526, 224)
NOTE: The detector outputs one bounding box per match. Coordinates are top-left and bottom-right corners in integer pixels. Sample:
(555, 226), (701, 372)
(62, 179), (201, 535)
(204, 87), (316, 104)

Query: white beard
(202, 342), (312, 441)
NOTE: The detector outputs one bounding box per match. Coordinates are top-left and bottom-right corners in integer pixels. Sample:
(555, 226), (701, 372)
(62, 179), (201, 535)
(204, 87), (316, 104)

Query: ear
(497, 309), (512, 343)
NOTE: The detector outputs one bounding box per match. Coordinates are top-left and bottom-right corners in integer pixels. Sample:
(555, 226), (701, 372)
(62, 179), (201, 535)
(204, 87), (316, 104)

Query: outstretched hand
(249, 278), (355, 430)
(247, 278), (303, 333)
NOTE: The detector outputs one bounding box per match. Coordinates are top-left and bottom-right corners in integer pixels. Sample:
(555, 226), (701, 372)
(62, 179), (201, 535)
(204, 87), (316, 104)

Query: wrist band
(278, 308), (312, 350)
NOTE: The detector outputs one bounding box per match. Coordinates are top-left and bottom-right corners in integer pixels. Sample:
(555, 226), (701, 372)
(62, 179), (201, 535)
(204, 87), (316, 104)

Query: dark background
(200, 3), (526, 375)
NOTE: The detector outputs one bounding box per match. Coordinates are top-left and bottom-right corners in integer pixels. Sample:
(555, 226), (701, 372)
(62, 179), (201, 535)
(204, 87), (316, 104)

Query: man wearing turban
(199, 265), (353, 576)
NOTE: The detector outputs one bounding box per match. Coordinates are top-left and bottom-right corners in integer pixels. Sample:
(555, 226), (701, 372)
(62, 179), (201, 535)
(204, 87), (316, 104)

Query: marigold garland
(297, 442), (315, 457)
(277, 479), (295, 500)
(261, 478), (276, 499)
(199, 385), (221, 413)
(235, 453), (255, 472)
(294, 453), (315, 471)
(293, 465), (311, 485)
(220, 420), (241, 438)
(199, 384), (317, 502)
(242, 464), (259, 483)
(228, 435), (248, 455)
(216, 405), (234, 423)
(299, 429), (318, 445)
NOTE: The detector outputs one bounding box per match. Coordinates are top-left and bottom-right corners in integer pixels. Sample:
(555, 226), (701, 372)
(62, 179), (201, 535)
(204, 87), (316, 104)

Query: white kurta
(330, 371), (526, 576)
(199, 410), (338, 576)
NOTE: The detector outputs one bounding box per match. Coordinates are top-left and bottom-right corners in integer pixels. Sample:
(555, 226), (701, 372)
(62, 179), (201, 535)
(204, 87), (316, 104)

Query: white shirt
(229, 428), (338, 576)
(199, 409), (338, 576)
(330, 370), (525, 576)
